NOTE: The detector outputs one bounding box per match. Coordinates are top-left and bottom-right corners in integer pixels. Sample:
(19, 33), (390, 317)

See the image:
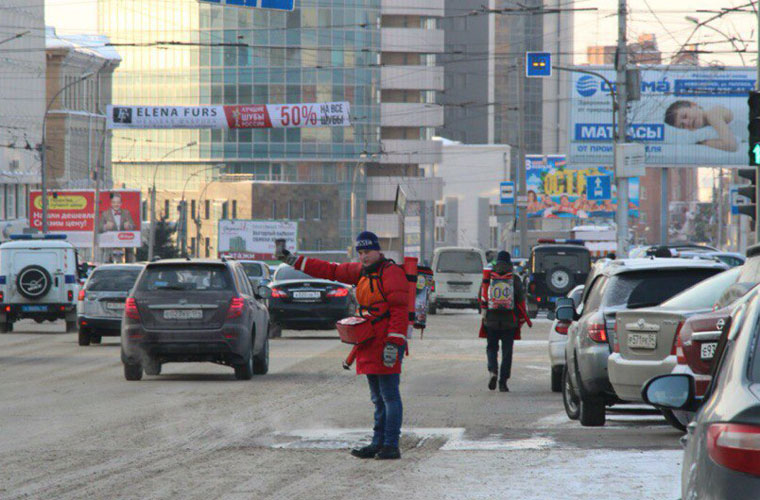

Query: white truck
(0, 234), (81, 332)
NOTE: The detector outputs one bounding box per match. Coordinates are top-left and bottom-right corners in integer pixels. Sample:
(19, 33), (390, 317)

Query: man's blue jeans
(366, 372), (403, 448)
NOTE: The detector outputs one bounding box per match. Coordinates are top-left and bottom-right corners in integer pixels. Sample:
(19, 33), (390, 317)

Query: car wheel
(579, 397), (606, 427)
(546, 266), (573, 295)
(551, 365), (563, 393)
(562, 365), (580, 420)
(429, 302), (437, 315)
(124, 362), (143, 381)
(268, 322), (282, 339)
(78, 330), (91, 346)
(144, 357), (162, 376)
(253, 334), (269, 375)
(65, 320), (77, 333)
(660, 409), (687, 432)
(234, 348), (254, 380)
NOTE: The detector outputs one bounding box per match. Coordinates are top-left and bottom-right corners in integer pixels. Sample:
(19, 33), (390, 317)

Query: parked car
(429, 247), (486, 314)
(267, 264), (355, 337)
(643, 287), (760, 499)
(548, 284), (584, 392)
(526, 240), (591, 317)
(629, 243), (719, 258)
(558, 258), (727, 426)
(121, 259), (271, 381)
(607, 266), (735, 429)
(77, 263), (143, 346)
(238, 260), (272, 288)
(705, 251), (746, 267)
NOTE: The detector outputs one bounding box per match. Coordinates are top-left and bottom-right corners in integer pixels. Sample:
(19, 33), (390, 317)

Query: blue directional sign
(732, 186), (748, 215)
(526, 52), (551, 78)
(199, 0), (295, 11)
(500, 181), (515, 205)
(586, 175), (611, 201)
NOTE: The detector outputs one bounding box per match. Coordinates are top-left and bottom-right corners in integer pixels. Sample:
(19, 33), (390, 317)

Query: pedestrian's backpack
(487, 272), (515, 311)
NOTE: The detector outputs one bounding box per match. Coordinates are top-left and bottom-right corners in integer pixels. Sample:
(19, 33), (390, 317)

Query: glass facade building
(98, 0), (381, 248)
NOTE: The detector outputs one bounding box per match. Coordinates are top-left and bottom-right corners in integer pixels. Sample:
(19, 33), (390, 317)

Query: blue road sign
(500, 181), (515, 204)
(526, 52), (551, 78)
(199, 0), (295, 11)
(732, 186), (748, 215)
(586, 175), (612, 201)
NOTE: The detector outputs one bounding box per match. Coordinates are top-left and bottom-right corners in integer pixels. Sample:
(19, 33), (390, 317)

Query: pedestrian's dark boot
(375, 446), (401, 460)
(350, 444), (379, 459)
(488, 372), (497, 391)
(499, 381), (509, 392)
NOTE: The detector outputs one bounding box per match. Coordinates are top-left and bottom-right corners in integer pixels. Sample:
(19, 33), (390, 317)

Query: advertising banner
(569, 67), (754, 166)
(218, 219), (298, 260)
(526, 155), (639, 219)
(107, 102), (350, 129)
(29, 190), (142, 248)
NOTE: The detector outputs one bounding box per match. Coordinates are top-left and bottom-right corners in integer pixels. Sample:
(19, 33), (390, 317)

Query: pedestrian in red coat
(276, 231), (408, 459)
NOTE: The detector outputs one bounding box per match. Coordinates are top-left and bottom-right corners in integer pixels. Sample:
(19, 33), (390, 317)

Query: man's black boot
(350, 444), (379, 459)
(499, 381), (509, 392)
(375, 446), (401, 460)
(488, 372), (497, 391)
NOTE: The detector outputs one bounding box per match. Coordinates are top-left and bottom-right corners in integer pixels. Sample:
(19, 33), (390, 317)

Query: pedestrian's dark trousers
(486, 327), (516, 383)
(366, 372), (403, 448)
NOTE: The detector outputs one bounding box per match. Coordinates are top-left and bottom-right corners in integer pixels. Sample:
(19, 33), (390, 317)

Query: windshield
(436, 251), (483, 274)
(604, 268), (723, 309)
(275, 266), (311, 281)
(137, 265), (232, 291)
(241, 262), (264, 277)
(87, 269), (141, 292)
(659, 267), (740, 311)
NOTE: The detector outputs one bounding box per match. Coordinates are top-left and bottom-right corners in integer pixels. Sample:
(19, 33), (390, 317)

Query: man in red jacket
(277, 231), (408, 459)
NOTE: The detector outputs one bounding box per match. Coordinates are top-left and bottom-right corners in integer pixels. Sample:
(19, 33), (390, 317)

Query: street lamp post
(41, 71), (96, 233)
(147, 141), (197, 261)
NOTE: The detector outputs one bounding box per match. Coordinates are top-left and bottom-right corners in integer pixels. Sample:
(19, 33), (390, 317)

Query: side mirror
(642, 374), (700, 411)
(257, 285), (272, 300)
(554, 297), (575, 322)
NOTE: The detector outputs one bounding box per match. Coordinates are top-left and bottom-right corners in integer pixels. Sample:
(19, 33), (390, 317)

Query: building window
(232, 200), (237, 219)
(435, 226), (445, 242)
(271, 200), (277, 219)
(6, 185), (16, 219)
(314, 200), (322, 220)
(204, 200), (210, 219)
(287, 200), (293, 219)
(490, 226), (498, 248)
(164, 199), (170, 219)
(191, 199), (196, 220)
(205, 237), (210, 258)
(641, 186), (647, 200)
(222, 201), (229, 220)
(301, 200), (307, 220)
(316, 238), (322, 251)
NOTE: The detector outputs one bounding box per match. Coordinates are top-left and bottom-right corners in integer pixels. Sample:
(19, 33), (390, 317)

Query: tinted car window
(242, 262), (264, 277)
(604, 269), (722, 309)
(534, 249), (590, 273)
(87, 269), (141, 291)
(275, 266), (311, 281)
(138, 265), (232, 291)
(583, 277), (607, 312)
(436, 251), (483, 274)
(659, 268), (740, 311)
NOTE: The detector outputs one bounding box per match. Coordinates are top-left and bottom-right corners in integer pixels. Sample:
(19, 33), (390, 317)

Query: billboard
(526, 155), (639, 219)
(29, 190), (142, 248)
(107, 102), (350, 129)
(569, 67), (754, 166)
(218, 220), (298, 260)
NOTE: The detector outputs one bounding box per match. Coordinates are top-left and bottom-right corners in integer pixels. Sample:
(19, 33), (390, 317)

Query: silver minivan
(77, 264), (143, 346)
(429, 247), (486, 314)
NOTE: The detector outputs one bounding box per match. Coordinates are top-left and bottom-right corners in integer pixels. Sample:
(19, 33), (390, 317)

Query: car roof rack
(9, 234), (67, 240)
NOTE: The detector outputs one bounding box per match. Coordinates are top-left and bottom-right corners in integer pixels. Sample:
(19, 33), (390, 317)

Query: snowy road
(0, 312), (682, 499)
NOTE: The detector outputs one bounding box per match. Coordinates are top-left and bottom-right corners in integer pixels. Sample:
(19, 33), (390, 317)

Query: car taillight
(673, 321), (686, 363)
(68, 290), (74, 302)
(555, 321), (570, 335)
(588, 320), (607, 343)
(271, 288), (287, 298)
(226, 297), (245, 319)
(327, 287), (349, 298)
(707, 423), (760, 476)
(78, 289), (85, 301)
(0, 291), (4, 303)
(125, 298), (140, 320)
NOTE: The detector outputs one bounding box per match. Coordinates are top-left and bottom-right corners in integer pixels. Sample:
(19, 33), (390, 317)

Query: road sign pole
(517, 57), (528, 259)
(615, 0), (629, 257)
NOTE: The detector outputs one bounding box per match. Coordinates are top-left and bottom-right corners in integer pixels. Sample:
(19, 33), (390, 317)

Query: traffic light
(749, 91), (760, 166)
(737, 168), (758, 231)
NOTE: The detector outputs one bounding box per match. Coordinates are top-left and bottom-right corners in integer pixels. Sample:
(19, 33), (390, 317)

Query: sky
(44, 0), (760, 67)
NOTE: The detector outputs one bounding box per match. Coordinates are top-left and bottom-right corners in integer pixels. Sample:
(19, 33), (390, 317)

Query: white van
(429, 247), (486, 314)
(0, 234), (81, 332)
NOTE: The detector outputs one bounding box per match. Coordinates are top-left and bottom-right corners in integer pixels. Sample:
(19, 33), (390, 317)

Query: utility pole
(615, 0), (629, 257)
(756, 5), (760, 244)
(517, 57), (528, 259)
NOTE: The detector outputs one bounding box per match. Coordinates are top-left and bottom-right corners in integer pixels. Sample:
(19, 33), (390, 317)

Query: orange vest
(355, 267), (390, 321)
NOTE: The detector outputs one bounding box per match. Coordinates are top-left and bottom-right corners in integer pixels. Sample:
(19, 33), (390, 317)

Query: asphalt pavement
(0, 311), (682, 499)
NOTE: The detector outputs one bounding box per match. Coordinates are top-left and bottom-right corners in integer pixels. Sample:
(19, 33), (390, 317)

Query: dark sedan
(267, 264), (355, 337)
(643, 287), (760, 499)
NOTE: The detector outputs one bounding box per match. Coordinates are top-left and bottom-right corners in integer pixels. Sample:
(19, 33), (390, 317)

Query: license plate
(163, 309), (203, 320)
(701, 342), (718, 360)
(22, 305), (47, 312)
(293, 291), (321, 300)
(628, 332), (657, 349)
(105, 302), (124, 310)
(449, 285), (469, 293)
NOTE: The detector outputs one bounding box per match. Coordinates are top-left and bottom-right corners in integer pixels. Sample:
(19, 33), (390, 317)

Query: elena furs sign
(569, 67), (755, 167)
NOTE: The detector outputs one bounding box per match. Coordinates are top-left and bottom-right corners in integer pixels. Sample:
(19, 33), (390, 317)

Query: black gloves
(275, 248), (297, 266)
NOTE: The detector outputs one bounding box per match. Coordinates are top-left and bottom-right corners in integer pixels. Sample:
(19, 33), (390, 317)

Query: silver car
(559, 258), (727, 427)
(238, 260), (272, 289)
(643, 287), (760, 499)
(548, 284), (584, 392)
(77, 264), (143, 346)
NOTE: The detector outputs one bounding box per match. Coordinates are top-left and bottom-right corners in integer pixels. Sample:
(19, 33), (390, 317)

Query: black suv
(526, 240), (591, 317)
(121, 259), (272, 381)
